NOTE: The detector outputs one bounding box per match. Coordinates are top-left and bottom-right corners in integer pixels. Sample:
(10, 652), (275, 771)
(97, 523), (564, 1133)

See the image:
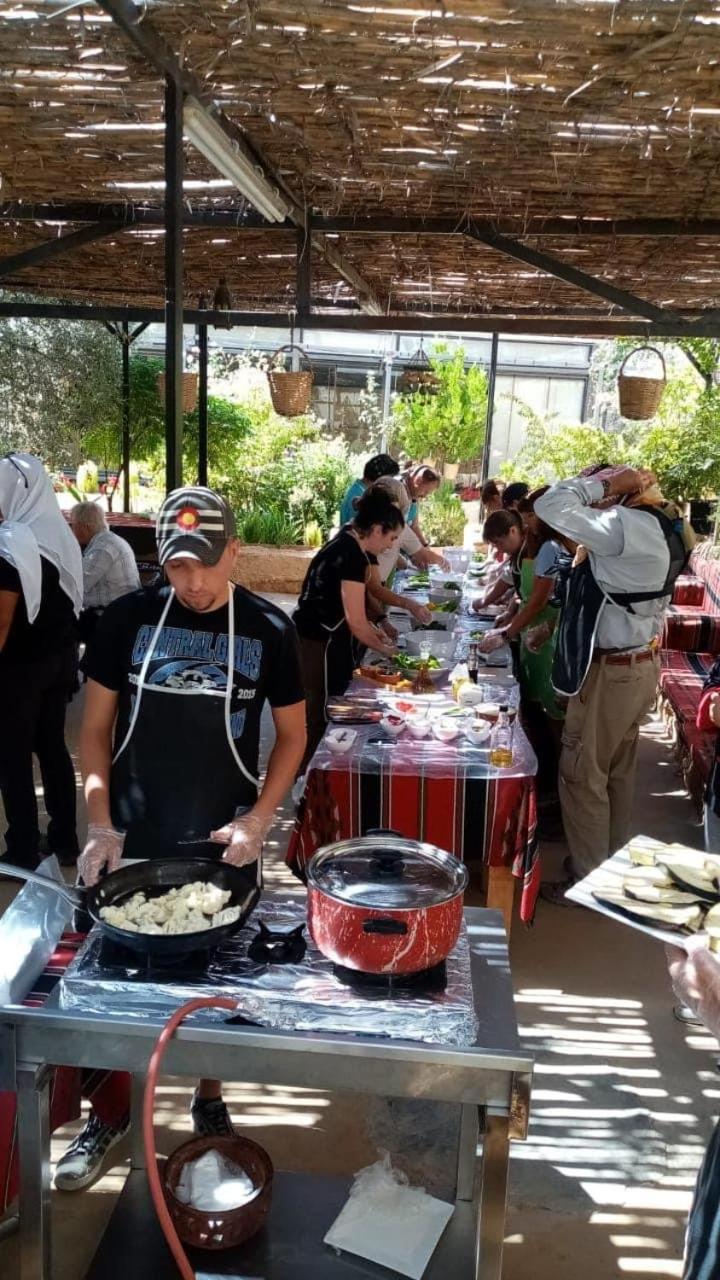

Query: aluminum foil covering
(58, 898), (479, 1046)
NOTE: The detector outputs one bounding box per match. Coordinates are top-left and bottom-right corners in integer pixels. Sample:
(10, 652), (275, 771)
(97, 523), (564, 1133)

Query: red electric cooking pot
(306, 831), (469, 975)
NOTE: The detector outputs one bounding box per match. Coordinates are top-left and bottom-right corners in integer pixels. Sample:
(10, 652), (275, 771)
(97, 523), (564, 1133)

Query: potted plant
(392, 345), (488, 471)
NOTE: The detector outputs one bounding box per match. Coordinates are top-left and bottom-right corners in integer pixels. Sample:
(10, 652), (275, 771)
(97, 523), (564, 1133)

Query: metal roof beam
(464, 223), (686, 325)
(3, 206), (720, 242)
(95, 0), (383, 315)
(0, 222), (123, 279)
(0, 301), (719, 337)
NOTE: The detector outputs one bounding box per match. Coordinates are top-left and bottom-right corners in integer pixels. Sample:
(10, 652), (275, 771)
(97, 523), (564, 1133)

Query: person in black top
(0, 453), (83, 869)
(55, 485), (306, 1190)
(294, 488), (404, 767)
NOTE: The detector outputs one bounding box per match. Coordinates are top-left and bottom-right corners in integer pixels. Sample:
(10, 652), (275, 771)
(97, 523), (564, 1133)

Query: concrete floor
(0, 649), (715, 1280)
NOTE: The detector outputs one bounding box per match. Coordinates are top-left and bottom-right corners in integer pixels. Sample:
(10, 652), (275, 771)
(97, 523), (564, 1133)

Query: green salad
(394, 653), (441, 672)
(442, 581), (462, 591)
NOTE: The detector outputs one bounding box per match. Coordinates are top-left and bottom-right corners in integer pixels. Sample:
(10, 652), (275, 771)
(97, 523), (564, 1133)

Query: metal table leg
(17, 1064), (52, 1280)
(129, 1075), (146, 1171)
(456, 1104), (479, 1201)
(474, 1111), (511, 1280)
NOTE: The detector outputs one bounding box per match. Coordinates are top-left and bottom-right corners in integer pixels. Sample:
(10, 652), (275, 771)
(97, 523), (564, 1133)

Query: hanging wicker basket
(157, 372), (199, 414)
(398, 342), (440, 397)
(617, 346), (666, 420)
(266, 344), (314, 417)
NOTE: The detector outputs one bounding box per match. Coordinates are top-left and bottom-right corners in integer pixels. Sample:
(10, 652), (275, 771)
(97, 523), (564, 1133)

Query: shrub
(419, 481), (467, 546)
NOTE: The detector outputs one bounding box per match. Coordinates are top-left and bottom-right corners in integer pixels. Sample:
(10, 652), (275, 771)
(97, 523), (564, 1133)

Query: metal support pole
(480, 333), (499, 484)
(17, 1065), (52, 1280)
(121, 320), (131, 512)
(475, 1111), (511, 1280)
(380, 351), (393, 451)
(198, 322), (208, 486)
(164, 75), (184, 493)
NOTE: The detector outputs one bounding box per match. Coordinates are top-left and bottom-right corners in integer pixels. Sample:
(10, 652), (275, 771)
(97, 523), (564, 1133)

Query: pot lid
(307, 835), (468, 909)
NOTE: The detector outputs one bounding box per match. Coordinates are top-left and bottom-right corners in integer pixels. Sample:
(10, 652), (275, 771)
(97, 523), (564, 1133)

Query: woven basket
(617, 346), (666, 420)
(157, 372), (199, 414)
(267, 344), (314, 416)
(163, 1134), (273, 1252)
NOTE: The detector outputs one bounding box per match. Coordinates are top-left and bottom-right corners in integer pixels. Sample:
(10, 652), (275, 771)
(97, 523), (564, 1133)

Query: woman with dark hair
(472, 509), (525, 613)
(294, 489), (403, 763)
(481, 479), (504, 519)
(502, 481), (530, 511)
(339, 453), (400, 526)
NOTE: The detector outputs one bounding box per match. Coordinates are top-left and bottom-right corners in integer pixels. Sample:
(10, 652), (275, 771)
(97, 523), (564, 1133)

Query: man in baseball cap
(59, 484), (306, 1186)
(156, 485), (237, 567)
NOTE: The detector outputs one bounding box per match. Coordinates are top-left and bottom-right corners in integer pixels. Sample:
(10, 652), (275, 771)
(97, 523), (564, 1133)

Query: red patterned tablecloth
(286, 729), (540, 923)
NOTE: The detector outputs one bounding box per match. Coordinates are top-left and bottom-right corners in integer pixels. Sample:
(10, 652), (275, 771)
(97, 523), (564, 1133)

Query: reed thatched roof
(0, 0), (719, 326)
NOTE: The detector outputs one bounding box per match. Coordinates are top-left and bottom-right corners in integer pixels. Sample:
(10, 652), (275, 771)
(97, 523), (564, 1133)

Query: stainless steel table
(0, 907), (532, 1280)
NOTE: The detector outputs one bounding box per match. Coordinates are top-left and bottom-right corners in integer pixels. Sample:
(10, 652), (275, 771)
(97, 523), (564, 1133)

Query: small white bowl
(406, 717), (431, 740)
(432, 718), (461, 744)
(465, 721), (491, 747)
(380, 712), (406, 738)
(326, 728), (358, 754)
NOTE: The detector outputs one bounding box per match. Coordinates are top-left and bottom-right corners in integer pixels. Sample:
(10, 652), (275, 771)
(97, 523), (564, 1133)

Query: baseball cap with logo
(156, 486), (236, 567)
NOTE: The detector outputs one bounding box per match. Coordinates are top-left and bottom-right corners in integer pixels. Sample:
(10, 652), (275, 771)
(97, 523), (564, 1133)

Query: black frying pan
(1, 858), (261, 958)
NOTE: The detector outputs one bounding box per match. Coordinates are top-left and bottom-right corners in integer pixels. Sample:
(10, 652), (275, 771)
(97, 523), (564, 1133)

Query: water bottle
(489, 705), (514, 767)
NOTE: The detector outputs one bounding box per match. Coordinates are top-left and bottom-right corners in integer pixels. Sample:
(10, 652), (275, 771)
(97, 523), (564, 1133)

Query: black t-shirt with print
(294, 527), (377, 641)
(0, 555), (77, 664)
(85, 584), (304, 781)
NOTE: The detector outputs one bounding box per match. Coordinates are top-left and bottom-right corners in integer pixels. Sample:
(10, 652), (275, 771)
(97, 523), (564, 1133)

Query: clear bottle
(489, 705), (514, 767)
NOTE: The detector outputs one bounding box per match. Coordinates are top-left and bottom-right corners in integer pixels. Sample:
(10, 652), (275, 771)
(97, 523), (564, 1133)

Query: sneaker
(673, 1003), (703, 1027)
(54, 1111), (129, 1191)
(190, 1090), (236, 1137)
(539, 877), (577, 907)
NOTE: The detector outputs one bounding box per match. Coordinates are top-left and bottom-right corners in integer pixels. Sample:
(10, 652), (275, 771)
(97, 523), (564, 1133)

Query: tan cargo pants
(559, 652), (660, 878)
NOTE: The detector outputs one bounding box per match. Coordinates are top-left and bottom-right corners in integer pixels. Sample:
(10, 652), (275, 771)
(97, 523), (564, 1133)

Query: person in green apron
(58, 486), (306, 1190)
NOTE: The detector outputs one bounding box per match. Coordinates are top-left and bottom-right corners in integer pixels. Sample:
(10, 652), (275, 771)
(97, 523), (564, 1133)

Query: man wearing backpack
(534, 466), (693, 901)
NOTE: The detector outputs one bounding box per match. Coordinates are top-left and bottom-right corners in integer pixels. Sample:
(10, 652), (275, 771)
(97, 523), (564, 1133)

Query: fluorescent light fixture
(183, 97), (289, 223)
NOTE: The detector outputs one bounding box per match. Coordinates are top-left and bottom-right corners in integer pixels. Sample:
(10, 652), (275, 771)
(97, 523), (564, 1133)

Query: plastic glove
(78, 824), (125, 886)
(411, 603), (433, 626)
(523, 621), (554, 654)
(478, 628), (506, 654)
(210, 810), (273, 867)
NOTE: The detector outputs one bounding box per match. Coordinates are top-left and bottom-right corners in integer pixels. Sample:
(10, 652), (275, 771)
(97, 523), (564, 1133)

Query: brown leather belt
(592, 647), (655, 666)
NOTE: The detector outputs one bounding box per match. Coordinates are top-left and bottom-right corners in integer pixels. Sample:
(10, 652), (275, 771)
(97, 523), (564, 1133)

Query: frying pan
(0, 858), (261, 958)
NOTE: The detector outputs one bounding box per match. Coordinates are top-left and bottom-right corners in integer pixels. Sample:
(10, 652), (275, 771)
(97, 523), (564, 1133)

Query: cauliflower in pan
(100, 882), (240, 935)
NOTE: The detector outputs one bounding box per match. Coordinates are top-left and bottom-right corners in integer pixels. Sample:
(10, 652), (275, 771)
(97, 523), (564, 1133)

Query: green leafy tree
(0, 315), (121, 466)
(391, 345), (487, 465)
(504, 400), (631, 484)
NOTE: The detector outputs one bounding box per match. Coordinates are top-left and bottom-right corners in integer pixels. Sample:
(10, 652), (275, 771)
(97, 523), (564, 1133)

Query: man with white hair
(69, 502), (140, 639)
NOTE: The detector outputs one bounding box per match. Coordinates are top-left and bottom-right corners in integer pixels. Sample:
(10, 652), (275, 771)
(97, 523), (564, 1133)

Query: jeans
(0, 645), (79, 866)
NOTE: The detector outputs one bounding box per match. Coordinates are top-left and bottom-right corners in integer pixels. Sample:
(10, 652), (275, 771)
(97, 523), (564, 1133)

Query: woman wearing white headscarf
(0, 452), (83, 869)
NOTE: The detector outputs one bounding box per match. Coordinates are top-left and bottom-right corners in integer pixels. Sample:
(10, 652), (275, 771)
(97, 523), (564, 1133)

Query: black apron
(110, 587), (259, 864)
(552, 506), (687, 698)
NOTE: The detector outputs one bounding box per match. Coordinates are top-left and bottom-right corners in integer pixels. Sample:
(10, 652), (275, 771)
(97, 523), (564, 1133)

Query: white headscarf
(0, 453), (83, 622)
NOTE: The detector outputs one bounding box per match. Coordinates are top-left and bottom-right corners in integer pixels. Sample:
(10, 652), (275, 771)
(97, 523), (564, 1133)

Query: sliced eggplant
(658, 855), (720, 902)
(628, 845), (660, 867)
(704, 902), (720, 931)
(623, 883), (703, 906)
(623, 865), (673, 889)
(592, 889), (704, 932)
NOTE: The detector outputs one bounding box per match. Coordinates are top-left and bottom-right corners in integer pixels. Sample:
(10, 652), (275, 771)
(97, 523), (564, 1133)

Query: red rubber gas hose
(142, 996), (239, 1280)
